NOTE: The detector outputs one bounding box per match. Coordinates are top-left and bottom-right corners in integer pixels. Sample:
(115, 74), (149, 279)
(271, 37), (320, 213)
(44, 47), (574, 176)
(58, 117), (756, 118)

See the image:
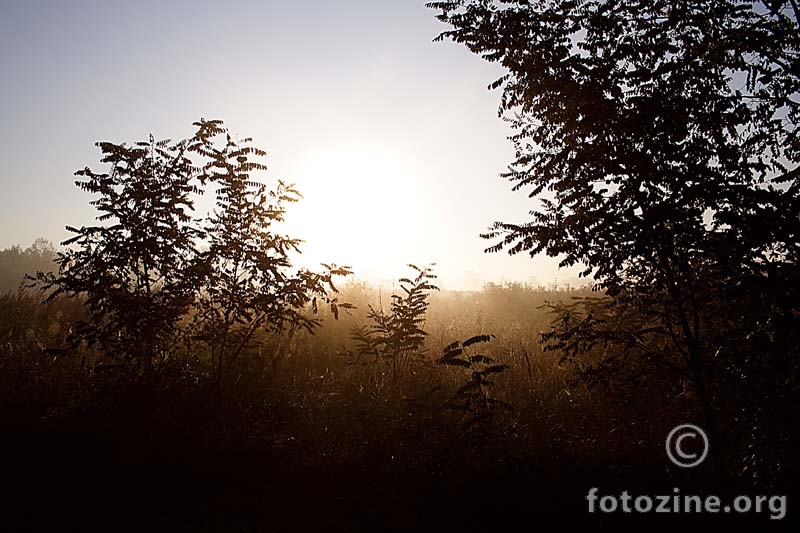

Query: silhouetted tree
(35, 135), (200, 373)
(34, 119), (351, 380)
(351, 264), (438, 382)
(436, 334), (511, 436)
(429, 0), (800, 478)
(186, 119), (352, 387)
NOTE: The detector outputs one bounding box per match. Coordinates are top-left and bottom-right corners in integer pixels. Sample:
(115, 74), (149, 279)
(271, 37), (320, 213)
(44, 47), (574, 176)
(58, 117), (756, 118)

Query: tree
(186, 119), (352, 387)
(350, 264), (439, 383)
(36, 134), (201, 373)
(35, 119), (351, 380)
(428, 0), (800, 477)
(0, 239), (56, 294)
(436, 334), (511, 436)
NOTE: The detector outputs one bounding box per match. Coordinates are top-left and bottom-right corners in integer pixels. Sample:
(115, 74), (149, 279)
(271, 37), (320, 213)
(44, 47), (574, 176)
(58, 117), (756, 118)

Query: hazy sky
(0, 0), (585, 289)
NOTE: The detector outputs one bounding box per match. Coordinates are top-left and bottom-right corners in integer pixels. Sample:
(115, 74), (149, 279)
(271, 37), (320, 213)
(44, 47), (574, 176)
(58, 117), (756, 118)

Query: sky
(0, 0), (586, 290)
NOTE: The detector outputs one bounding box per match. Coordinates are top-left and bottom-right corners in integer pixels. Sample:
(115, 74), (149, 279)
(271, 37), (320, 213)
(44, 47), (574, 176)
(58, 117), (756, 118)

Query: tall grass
(0, 278), (785, 531)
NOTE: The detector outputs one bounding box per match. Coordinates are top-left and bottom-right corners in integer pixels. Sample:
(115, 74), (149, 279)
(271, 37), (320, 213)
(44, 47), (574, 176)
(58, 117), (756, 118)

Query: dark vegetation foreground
(1, 283), (797, 532)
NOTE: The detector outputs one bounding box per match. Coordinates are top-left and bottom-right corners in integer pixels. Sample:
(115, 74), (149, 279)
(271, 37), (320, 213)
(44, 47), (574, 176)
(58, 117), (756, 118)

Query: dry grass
(0, 281), (793, 531)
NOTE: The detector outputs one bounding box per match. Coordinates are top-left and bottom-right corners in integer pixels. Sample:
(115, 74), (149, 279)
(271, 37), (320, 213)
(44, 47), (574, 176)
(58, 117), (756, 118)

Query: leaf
(443, 347), (464, 358)
(435, 357), (471, 368)
(443, 341), (461, 353)
(463, 334), (495, 347)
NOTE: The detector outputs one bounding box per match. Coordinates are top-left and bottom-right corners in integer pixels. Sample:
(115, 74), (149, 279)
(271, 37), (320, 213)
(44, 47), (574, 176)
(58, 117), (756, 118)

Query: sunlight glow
(285, 144), (433, 282)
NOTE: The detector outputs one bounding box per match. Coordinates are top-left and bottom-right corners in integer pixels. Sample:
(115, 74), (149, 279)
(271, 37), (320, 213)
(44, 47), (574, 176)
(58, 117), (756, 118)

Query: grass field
(2, 275), (794, 531)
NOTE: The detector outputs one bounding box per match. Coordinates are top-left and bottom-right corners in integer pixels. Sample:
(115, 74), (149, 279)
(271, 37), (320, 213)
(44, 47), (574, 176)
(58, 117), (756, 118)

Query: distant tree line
(0, 238), (56, 294)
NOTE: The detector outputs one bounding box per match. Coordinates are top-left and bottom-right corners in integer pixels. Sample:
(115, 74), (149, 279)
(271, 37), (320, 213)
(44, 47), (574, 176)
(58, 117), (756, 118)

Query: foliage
(428, 0), (800, 474)
(436, 334), (511, 434)
(184, 119), (353, 386)
(428, 0), (799, 284)
(350, 264), (438, 380)
(31, 119), (352, 379)
(4, 279), (798, 528)
(32, 134), (201, 372)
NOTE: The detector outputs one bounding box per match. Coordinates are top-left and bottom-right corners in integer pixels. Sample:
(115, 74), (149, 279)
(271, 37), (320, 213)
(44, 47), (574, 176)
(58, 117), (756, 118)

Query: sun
(283, 144), (433, 282)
